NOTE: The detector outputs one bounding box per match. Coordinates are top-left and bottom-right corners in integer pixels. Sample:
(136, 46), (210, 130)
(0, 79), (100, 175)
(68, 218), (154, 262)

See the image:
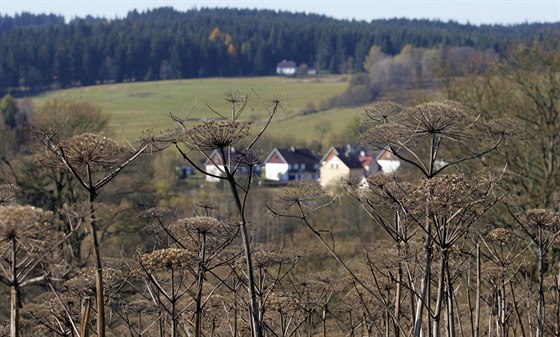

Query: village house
(203, 148), (260, 182)
(319, 145), (400, 188)
(375, 146), (401, 173)
(276, 60), (297, 76)
(263, 147), (319, 182)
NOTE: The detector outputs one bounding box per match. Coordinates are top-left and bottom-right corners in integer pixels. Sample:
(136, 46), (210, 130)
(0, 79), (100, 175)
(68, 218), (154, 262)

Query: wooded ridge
(1, 7), (558, 94)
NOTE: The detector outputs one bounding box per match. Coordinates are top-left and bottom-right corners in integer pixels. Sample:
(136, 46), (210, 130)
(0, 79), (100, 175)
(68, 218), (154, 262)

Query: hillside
(2, 7), (558, 94)
(29, 76), (354, 143)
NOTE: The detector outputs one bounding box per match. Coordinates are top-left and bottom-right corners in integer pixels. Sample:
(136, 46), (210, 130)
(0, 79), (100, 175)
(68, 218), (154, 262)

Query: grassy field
(29, 76), (352, 143)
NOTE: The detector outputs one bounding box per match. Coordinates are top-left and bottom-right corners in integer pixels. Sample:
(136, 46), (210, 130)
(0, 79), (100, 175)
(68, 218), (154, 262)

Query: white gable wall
(276, 67), (297, 75)
(378, 160), (400, 173)
(205, 164), (225, 182)
(265, 163), (289, 181)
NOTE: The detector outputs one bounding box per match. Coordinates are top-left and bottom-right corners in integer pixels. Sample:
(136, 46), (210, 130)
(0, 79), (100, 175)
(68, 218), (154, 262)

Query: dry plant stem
(475, 244), (481, 337)
(194, 232), (206, 337)
(81, 297), (91, 337)
(10, 237), (18, 337)
(432, 250), (446, 337)
(445, 255), (456, 337)
(537, 246), (545, 337)
(510, 280), (526, 337)
(556, 274), (560, 337)
(394, 243), (402, 337)
(171, 269), (177, 337)
(86, 163), (106, 337)
(224, 164), (262, 337)
(413, 228), (432, 337)
(467, 261), (474, 337)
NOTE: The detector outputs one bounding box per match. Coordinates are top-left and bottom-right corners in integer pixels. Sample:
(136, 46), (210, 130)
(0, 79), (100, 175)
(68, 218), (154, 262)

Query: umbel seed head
(182, 120), (251, 151)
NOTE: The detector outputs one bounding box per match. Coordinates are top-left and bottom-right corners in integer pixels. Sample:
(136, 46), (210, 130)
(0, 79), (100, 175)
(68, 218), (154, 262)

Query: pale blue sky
(1, 0), (559, 25)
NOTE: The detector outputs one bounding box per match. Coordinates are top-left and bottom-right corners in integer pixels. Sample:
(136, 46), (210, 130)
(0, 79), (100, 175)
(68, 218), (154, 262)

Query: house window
(294, 163), (299, 170)
(301, 163), (305, 170)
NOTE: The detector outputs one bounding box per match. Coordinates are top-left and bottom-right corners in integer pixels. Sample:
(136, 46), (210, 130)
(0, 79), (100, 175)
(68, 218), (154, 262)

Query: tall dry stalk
(159, 90), (283, 337)
(39, 132), (154, 337)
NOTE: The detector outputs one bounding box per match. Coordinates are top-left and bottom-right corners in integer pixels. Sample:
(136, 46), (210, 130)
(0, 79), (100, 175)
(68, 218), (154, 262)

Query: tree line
(2, 7), (559, 94)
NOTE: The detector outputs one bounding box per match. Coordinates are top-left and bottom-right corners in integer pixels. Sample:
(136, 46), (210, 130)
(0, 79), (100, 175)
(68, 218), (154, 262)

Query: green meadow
(29, 76), (358, 143)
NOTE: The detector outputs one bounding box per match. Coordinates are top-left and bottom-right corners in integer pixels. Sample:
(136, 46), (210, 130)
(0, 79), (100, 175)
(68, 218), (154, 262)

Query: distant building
(276, 60), (297, 76)
(263, 147), (319, 182)
(375, 147), (401, 173)
(319, 145), (400, 188)
(319, 146), (372, 187)
(204, 148), (260, 182)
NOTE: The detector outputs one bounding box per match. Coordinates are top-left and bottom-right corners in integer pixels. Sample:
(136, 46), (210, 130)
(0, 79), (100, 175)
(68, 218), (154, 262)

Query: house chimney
(345, 144), (351, 156)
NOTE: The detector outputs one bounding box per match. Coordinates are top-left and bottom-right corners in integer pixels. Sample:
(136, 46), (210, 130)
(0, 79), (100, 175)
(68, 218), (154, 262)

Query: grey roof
(277, 60), (297, 68)
(276, 147), (318, 172)
(334, 146), (370, 169)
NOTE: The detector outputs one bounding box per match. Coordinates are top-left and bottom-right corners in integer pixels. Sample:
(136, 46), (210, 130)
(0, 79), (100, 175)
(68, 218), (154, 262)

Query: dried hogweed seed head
(140, 207), (175, 220)
(251, 249), (293, 269)
(405, 100), (473, 140)
(224, 89), (248, 106)
(235, 149), (266, 167)
(62, 133), (125, 168)
(0, 205), (54, 245)
(275, 181), (327, 209)
(174, 216), (221, 235)
(519, 209), (560, 230)
(409, 174), (477, 216)
(363, 101), (404, 124)
(65, 267), (123, 296)
(141, 248), (194, 271)
(361, 122), (411, 148)
(489, 227), (516, 244)
(183, 120), (250, 151)
(40, 133), (125, 169)
(485, 118), (521, 144)
(194, 199), (218, 215)
(267, 292), (299, 313)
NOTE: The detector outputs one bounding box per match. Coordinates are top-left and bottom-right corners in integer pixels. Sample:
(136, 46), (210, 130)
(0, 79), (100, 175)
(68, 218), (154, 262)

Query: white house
(276, 60), (297, 76)
(263, 147), (319, 182)
(376, 147), (401, 173)
(203, 148), (260, 182)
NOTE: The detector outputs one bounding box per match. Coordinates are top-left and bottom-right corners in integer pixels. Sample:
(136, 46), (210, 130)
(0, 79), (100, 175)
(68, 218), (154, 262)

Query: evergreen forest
(1, 7), (559, 94)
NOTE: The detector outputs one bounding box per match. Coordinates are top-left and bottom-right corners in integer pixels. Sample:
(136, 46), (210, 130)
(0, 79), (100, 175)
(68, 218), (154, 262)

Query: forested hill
(1, 7), (558, 94)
